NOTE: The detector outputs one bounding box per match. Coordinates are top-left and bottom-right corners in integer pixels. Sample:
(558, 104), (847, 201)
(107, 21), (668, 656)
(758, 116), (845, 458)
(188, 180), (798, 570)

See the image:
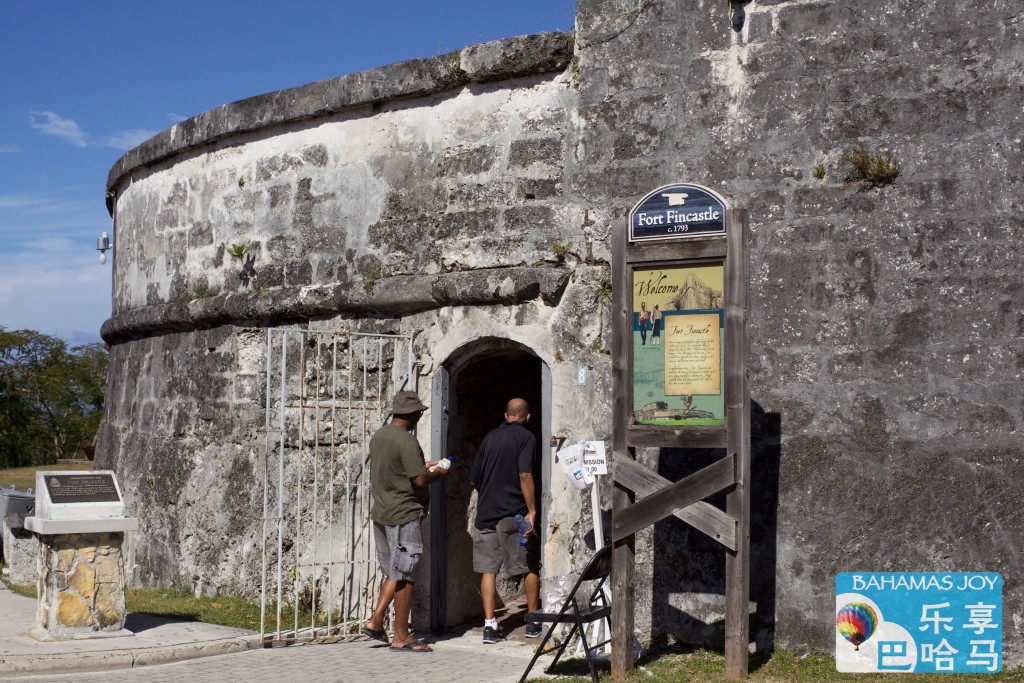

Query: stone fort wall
(98, 0), (1024, 660)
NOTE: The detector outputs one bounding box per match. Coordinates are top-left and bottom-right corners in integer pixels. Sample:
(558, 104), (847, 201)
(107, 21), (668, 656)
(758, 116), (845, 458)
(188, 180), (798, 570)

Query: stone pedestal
(25, 519), (138, 641)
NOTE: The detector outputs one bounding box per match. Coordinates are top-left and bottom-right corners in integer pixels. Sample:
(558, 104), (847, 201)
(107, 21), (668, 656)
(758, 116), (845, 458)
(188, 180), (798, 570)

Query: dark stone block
(513, 178), (560, 201)
(285, 260), (313, 287)
(439, 145), (499, 176)
(508, 138), (563, 170)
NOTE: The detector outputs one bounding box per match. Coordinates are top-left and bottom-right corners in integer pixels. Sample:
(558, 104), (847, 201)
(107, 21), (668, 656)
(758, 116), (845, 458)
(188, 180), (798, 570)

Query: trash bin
(0, 487), (35, 521)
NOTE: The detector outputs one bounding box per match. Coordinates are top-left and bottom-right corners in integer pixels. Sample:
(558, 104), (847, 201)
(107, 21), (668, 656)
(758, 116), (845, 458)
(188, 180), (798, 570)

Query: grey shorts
(373, 518), (423, 582)
(472, 517), (540, 576)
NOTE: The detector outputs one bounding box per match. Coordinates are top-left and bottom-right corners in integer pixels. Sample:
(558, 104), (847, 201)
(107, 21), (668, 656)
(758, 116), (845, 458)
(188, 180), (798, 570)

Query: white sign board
(582, 441), (608, 476)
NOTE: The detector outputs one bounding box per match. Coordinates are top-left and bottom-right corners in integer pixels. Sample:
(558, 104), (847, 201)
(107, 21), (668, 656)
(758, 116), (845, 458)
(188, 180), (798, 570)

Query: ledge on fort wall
(105, 31), (573, 208)
(99, 266), (571, 344)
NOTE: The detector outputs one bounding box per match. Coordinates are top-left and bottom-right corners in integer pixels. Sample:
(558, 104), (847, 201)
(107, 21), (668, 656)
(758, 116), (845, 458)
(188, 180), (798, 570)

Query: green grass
(842, 146), (900, 187)
(530, 647), (1024, 682)
(0, 462), (92, 492)
(125, 587), (264, 631)
(2, 573), (35, 598)
(642, 419), (724, 426)
(4, 576), (361, 636)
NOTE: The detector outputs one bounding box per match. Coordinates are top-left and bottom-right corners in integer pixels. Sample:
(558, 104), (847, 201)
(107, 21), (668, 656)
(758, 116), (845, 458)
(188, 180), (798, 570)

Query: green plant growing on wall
(570, 55), (581, 85)
(843, 146), (900, 187)
(188, 283), (209, 301)
(226, 243), (257, 286)
(363, 269), (387, 294)
(597, 283), (612, 302)
(444, 50), (462, 78)
(237, 177), (246, 188)
(812, 160), (826, 180)
(550, 239), (573, 263)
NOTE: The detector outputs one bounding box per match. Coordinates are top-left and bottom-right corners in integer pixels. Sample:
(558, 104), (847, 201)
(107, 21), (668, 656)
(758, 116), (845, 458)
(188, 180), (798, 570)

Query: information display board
(631, 264), (725, 426)
(613, 184), (749, 680)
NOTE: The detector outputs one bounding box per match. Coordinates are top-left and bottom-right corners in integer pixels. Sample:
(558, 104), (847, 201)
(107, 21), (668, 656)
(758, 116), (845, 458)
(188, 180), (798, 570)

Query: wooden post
(724, 209), (751, 679)
(610, 204), (635, 680)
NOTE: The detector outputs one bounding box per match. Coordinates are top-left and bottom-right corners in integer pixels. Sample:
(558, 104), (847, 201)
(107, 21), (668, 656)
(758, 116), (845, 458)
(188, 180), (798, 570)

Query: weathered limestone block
(56, 592), (92, 628)
(1, 515), (37, 584)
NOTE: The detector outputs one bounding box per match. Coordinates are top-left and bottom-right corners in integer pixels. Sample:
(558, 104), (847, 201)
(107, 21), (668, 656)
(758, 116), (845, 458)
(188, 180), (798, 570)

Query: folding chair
(518, 544), (613, 683)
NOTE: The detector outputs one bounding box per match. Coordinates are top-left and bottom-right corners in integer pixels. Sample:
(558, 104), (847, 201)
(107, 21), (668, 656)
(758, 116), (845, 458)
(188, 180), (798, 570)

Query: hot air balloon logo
(836, 602), (879, 651)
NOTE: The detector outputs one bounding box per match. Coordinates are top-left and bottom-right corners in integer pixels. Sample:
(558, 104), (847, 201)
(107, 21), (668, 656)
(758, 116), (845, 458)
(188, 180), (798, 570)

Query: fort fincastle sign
(628, 183), (728, 241)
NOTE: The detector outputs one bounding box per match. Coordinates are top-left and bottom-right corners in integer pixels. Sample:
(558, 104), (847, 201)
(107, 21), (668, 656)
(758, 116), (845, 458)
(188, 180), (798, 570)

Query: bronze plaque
(45, 473), (121, 504)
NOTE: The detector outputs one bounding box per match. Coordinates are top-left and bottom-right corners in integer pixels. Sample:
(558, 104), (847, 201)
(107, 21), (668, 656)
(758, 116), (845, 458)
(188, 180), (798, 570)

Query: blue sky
(0, 1), (575, 345)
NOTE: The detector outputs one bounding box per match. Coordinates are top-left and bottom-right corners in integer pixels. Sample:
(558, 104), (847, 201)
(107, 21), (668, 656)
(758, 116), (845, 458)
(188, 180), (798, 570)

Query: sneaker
(482, 625), (506, 644)
(525, 623), (543, 638)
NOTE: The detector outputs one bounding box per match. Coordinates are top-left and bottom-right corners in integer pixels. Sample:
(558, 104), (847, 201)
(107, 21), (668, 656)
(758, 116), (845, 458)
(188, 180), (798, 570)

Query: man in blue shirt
(469, 398), (541, 643)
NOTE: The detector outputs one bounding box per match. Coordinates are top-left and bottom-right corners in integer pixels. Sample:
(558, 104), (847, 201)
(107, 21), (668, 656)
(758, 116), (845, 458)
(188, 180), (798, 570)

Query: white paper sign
(556, 443), (591, 489)
(582, 441), (608, 476)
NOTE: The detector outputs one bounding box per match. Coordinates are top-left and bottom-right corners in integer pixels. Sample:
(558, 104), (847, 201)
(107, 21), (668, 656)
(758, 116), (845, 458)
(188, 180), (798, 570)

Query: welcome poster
(631, 264), (725, 426)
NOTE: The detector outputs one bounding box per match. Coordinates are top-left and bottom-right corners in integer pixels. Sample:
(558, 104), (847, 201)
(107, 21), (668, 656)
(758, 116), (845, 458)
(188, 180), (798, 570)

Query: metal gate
(259, 328), (415, 645)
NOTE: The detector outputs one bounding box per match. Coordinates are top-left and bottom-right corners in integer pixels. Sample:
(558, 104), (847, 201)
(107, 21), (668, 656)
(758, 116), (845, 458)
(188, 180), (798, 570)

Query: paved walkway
(0, 581), (553, 682)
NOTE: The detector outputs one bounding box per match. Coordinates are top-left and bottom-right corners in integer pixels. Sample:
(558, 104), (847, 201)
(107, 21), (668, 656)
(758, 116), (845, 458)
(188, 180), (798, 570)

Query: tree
(0, 327), (108, 469)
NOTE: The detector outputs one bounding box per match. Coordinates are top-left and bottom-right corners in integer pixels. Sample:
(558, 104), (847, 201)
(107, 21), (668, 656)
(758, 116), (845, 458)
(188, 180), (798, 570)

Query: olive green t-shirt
(369, 423), (429, 526)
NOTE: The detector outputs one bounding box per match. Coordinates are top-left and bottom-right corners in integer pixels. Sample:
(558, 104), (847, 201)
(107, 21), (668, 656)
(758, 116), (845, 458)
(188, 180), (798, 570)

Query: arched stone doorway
(429, 337), (549, 632)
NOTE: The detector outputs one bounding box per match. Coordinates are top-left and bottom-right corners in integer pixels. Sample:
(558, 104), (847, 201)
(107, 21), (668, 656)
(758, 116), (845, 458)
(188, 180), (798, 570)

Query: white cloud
(101, 128), (159, 151)
(14, 237), (77, 254)
(0, 244), (110, 343)
(0, 192), (104, 244)
(0, 194), (41, 210)
(0, 144), (21, 153)
(29, 111), (90, 147)
(27, 111), (157, 152)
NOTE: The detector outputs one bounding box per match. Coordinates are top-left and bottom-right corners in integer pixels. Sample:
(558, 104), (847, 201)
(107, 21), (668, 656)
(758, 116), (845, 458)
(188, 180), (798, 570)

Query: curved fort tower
(99, 0), (1024, 660)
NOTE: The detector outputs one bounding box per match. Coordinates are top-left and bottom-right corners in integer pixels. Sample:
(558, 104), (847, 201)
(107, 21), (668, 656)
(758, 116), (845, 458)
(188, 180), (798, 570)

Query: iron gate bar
(259, 328), (415, 645)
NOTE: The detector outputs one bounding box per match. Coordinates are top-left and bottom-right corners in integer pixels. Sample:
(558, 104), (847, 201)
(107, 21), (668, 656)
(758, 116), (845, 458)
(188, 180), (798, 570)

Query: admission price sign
(836, 572), (1003, 674)
(612, 182), (750, 680)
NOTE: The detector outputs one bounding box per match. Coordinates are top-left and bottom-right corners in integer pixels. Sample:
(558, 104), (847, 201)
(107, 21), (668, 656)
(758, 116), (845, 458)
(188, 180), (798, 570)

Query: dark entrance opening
(429, 338), (546, 632)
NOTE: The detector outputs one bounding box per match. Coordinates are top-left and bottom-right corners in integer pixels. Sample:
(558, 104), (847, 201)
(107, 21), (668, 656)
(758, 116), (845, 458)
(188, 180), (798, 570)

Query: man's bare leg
(366, 578), (396, 633)
(481, 572), (498, 619)
(525, 570), (540, 613)
(391, 579), (431, 651)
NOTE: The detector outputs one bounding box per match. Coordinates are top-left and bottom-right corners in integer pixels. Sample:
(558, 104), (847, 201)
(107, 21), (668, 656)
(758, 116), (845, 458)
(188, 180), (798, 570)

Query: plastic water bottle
(429, 455), (454, 472)
(514, 514), (532, 546)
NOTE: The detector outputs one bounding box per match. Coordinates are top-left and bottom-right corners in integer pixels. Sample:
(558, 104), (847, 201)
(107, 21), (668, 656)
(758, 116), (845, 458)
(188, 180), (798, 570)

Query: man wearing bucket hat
(363, 390), (448, 653)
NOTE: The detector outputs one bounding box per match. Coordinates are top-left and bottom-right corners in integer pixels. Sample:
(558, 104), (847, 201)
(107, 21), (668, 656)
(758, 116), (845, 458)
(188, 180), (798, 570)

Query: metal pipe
(328, 334), (338, 633)
(371, 338), (383, 611)
(312, 334), (321, 631)
(276, 331), (287, 639)
(295, 332), (305, 637)
(260, 330), (272, 640)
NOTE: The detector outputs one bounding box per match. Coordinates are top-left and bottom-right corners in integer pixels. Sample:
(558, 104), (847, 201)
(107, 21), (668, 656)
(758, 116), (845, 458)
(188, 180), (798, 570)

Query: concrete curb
(0, 634), (264, 676)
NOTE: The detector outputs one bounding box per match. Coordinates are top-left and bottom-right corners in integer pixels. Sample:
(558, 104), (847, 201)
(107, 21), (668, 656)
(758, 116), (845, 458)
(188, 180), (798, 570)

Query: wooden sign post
(610, 184), (750, 680)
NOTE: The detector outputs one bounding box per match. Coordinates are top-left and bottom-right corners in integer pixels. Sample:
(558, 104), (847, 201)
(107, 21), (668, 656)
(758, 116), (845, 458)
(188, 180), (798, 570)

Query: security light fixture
(97, 232), (111, 264)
